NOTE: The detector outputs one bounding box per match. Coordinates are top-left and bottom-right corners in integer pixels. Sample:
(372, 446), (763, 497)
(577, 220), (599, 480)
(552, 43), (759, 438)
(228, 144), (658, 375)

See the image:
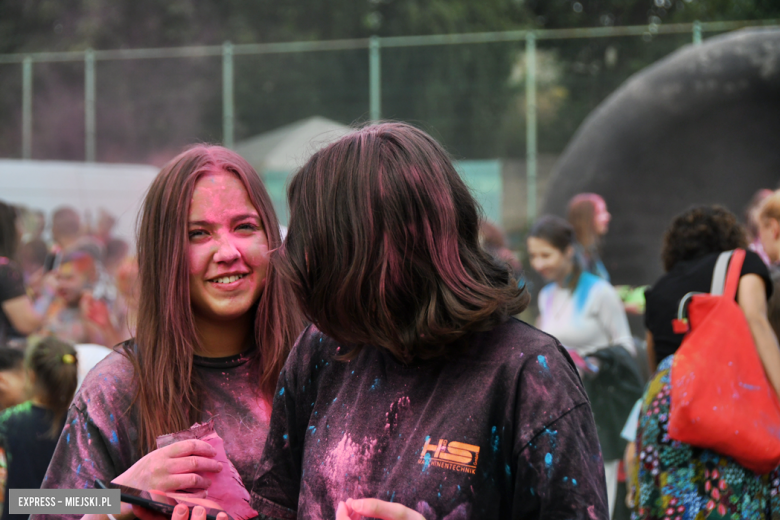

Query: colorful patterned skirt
(632, 356), (780, 520)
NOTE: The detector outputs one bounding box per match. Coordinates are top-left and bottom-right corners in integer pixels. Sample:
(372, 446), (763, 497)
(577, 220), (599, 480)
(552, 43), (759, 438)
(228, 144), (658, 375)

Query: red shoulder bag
(669, 248), (780, 474)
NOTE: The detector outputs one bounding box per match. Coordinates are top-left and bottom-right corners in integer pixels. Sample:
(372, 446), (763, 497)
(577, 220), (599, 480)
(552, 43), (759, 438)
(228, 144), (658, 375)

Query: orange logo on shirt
(418, 438), (480, 474)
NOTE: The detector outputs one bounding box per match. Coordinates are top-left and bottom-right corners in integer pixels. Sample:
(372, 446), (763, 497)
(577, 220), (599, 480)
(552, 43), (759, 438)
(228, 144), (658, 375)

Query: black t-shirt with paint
(251, 319), (609, 520)
(0, 258), (26, 343)
(644, 250), (772, 364)
(33, 347), (272, 520)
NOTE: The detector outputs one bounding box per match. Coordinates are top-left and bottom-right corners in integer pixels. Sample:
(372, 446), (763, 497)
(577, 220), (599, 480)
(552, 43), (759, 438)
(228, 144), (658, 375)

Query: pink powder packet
(156, 419), (259, 520)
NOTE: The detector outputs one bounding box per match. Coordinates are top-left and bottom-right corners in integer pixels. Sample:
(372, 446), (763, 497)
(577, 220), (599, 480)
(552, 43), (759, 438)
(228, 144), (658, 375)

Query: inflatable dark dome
(542, 28), (780, 286)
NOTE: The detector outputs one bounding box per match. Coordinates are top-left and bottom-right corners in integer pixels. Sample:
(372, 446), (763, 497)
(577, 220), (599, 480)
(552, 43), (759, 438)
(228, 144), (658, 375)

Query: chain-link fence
(0, 19), (777, 229)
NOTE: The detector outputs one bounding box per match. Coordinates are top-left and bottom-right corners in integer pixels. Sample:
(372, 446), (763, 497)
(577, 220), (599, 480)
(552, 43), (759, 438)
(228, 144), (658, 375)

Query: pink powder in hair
(157, 420), (258, 520)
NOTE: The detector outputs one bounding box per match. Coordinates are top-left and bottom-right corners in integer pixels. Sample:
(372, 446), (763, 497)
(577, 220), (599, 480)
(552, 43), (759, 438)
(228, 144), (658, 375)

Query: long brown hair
(129, 145), (305, 454)
(274, 122), (529, 363)
(27, 337), (79, 438)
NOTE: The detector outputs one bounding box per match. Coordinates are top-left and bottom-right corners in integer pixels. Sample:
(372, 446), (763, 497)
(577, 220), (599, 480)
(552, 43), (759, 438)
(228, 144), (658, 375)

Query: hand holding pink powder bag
(157, 420), (259, 520)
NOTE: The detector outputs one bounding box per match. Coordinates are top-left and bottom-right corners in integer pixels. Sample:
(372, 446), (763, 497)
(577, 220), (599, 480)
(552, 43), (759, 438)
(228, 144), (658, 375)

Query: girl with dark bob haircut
(251, 123), (608, 520)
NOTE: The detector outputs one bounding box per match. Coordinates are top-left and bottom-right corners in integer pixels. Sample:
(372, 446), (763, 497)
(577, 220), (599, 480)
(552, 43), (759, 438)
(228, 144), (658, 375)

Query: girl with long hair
(567, 193), (611, 281)
(527, 215), (637, 519)
(250, 123), (609, 520)
(36, 146), (305, 520)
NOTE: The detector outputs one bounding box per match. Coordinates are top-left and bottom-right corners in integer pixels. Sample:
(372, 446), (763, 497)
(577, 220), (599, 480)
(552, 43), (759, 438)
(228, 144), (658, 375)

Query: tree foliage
(0, 0), (777, 162)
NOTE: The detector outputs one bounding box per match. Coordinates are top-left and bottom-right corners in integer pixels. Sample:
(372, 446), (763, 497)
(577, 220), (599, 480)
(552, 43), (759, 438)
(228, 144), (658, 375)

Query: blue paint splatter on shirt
(279, 387), (285, 396)
(491, 426), (500, 452)
(370, 378), (381, 391)
(545, 453), (553, 466)
(574, 272), (600, 313)
(537, 355), (549, 371)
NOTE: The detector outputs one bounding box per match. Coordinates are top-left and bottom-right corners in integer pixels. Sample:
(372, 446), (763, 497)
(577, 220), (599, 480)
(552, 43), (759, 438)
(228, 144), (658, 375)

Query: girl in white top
(527, 215), (633, 519)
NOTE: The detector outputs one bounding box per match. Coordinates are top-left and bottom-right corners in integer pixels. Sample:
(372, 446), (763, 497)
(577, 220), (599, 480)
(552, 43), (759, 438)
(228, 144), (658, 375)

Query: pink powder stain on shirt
(322, 433), (378, 508)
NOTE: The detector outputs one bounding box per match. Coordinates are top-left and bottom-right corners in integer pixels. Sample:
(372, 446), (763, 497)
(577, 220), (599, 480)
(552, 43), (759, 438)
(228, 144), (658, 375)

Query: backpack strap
(710, 250), (734, 296)
(723, 248), (746, 300)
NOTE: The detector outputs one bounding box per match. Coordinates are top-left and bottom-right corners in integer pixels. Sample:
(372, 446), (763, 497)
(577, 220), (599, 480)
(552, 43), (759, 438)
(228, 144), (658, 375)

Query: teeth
(212, 274), (246, 284)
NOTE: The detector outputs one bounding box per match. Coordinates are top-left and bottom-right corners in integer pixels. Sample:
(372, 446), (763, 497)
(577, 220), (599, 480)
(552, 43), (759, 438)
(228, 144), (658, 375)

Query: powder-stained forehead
(189, 170), (260, 224)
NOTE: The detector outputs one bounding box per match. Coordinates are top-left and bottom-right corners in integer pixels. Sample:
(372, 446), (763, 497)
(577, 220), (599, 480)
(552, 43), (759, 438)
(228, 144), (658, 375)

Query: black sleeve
(740, 249), (773, 301)
(512, 404), (610, 520)
(0, 260), (26, 303)
(251, 328), (317, 520)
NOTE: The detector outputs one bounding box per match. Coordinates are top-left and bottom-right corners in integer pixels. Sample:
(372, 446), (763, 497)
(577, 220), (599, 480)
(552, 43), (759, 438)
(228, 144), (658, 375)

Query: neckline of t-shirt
(193, 348), (254, 368)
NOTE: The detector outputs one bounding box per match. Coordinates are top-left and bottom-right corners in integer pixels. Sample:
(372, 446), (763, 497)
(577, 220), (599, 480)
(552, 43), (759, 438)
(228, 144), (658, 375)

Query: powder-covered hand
(112, 439), (223, 492)
(336, 498), (426, 520)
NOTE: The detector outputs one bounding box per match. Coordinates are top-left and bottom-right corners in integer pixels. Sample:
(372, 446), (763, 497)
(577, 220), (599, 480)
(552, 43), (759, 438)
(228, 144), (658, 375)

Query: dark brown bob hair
(130, 145), (305, 454)
(274, 122), (529, 362)
(661, 205), (747, 272)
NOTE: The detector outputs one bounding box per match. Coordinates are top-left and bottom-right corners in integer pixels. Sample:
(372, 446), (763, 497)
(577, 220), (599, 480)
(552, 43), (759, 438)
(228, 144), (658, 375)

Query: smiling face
(527, 236), (574, 285)
(188, 170), (269, 325)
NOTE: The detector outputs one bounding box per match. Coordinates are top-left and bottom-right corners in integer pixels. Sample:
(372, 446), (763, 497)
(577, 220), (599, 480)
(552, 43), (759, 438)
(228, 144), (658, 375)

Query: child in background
(42, 247), (119, 347)
(0, 337), (78, 520)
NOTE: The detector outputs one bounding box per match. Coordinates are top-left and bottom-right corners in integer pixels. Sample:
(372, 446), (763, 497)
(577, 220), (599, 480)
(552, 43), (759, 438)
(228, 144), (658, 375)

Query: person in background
(46, 207), (82, 270)
(0, 201), (43, 348)
(633, 205), (780, 518)
(0, 349), (25, 412)
(479, 219), (523, 281)
(0, 337), (78, 520)
(746, 188), (774, 266)
(112, 256), (139, 342)
(103, 238), (129, 279)
(567, 193), (611, 282)
(0, 348), (25, 517)
(16, 239), (49, 289)
(41, 246), (119, 347)
(251, 123), (608, 520)
(757, 190), (780, 338)
(527, 215), (637, 519)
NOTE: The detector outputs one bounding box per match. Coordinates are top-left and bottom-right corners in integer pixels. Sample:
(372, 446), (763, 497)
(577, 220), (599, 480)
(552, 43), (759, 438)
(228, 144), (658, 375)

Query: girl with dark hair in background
(633, 205), (780, 518)
(527, 215), (637, 519)
(0, 337), (78, 520)
(251, 123), (608, 520)
(36, 146), (305, 520)
(0, 200), (42, 347)
(567, 193), (611, 282)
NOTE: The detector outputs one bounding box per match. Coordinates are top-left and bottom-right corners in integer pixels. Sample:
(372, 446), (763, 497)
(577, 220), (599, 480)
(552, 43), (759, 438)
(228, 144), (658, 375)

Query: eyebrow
(188, 214), (261, 227)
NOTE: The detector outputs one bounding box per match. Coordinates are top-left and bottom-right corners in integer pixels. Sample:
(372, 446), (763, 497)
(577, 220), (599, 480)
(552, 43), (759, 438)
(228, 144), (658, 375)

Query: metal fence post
(22, 56), (33, 159)
(693, 20), (702, 45)
(222, 41), (234, 148)
(369, 36), (381, 122)
(84, 48), (96, 162)
(525, 32), (537, 223)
